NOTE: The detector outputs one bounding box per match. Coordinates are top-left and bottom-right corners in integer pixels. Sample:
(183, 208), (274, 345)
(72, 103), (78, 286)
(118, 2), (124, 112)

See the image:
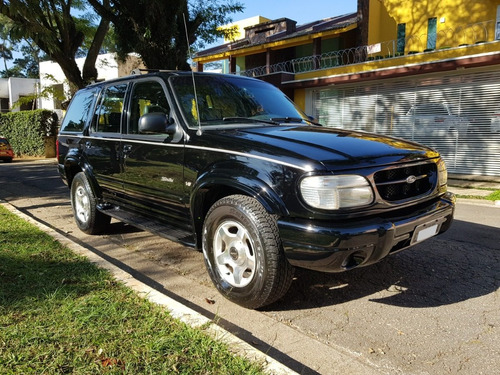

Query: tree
(0, 14), (42, 78)
(0, 0), (110, 89)
(0, 43), (12, 72)
(7, 42), (43, 78)
(87, 0), (243, 70)
(0, 14), (14, 72)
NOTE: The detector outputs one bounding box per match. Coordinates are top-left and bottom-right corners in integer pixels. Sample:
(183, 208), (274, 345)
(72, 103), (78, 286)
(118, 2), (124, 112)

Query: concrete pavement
(3, 160), (496, 374)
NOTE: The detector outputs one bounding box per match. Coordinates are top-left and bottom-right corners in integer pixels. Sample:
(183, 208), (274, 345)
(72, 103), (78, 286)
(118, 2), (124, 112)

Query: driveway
(1, 159), (499, 375)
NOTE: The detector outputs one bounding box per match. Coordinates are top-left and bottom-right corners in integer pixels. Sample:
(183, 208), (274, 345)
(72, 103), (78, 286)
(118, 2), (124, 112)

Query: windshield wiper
(270, 117), (309, 124)
(270, 116), (322, 126)
(222, 117), (280, 126)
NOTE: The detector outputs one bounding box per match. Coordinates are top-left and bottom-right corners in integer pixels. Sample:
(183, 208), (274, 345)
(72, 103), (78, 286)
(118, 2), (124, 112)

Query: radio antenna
(183, 13), (203, 136)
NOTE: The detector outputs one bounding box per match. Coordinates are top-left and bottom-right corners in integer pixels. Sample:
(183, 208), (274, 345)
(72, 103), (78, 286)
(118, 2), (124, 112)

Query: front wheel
(202, 195), (294, 309)
(70, 172), (110, 234)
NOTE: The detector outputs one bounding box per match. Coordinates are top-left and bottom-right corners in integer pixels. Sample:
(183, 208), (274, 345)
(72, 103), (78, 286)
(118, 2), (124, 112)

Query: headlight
(300, 175), (374, 210)
(437, 158), (448, 187)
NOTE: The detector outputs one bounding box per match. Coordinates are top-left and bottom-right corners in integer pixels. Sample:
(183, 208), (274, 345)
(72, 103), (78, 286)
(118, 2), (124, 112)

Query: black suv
(57, 71), (455, 308)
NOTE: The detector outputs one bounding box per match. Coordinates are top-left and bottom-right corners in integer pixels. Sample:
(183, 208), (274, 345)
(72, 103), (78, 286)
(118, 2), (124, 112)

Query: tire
(202, 195), (294, 309)
(70, 172), (111, 234)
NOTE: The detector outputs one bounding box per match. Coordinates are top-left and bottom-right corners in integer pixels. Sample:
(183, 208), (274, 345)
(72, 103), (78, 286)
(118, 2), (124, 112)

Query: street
(1, 159), (499, 375)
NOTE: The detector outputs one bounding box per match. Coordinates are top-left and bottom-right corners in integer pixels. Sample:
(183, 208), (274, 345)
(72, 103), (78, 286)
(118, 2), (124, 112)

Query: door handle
(85, 141), (92, 148)
(123, 145), (132, 154)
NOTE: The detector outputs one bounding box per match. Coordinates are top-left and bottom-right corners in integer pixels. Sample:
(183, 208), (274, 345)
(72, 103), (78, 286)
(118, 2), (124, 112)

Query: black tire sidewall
(71, 173), (93, 233)
(203, 197), (272, 308)
(70, 172), (112, 234)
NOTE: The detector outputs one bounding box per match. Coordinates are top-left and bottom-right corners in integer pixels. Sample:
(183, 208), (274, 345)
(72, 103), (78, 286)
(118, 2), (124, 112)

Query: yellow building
(221, 15), (271, 43)
(194, 0), (500, 178)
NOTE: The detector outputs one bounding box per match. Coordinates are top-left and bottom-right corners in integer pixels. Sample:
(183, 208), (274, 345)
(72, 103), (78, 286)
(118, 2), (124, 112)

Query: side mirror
(139, 113), (175, 134)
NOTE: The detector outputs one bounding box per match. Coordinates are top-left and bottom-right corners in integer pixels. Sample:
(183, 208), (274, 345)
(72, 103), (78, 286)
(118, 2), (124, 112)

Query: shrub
(0, 110), (59, 156)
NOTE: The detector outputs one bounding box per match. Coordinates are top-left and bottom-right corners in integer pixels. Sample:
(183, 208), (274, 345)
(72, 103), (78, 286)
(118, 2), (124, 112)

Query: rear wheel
(70, 172), (110, 234)
(202, 195), (294, 309)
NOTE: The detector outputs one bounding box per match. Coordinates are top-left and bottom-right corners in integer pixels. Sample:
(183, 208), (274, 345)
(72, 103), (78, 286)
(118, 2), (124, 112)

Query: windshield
(170, 74), (308, 128)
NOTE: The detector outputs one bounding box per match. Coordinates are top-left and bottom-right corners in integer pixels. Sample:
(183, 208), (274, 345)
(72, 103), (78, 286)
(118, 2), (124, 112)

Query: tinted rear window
(60, 87), (99, 132)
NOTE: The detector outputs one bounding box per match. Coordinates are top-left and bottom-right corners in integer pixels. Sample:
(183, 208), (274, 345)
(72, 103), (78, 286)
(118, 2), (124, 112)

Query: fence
(239, 19), (497, 78)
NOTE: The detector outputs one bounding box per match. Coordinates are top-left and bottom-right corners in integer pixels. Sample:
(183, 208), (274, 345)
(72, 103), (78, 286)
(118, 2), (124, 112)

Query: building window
(397, 23), (406, 54)
(19, 96), (36, 111)
(0, 98), (9, 113)
(427, 18), (437, 50)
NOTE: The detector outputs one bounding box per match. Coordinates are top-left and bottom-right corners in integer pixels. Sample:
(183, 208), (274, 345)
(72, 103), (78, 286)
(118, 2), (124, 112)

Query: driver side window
(128, 81), (170, 134)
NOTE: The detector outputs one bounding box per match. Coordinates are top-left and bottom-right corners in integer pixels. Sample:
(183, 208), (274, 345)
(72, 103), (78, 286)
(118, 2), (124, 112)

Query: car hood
(210, 125), (439, 171)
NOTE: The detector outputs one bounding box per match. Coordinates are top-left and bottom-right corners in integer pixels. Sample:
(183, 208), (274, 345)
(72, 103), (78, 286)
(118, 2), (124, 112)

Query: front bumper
(278, 192), (455, 272)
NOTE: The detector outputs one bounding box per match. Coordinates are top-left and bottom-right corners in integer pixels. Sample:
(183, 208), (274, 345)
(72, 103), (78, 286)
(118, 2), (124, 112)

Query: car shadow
(105, 222), (144, 235)
(265, 219), (500, 311)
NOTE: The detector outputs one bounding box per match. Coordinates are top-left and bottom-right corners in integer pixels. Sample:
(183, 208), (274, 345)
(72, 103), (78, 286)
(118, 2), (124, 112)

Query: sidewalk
(448, 177), (500, 206)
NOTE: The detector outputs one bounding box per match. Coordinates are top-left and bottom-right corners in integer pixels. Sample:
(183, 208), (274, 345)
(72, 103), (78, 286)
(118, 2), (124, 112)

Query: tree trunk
(82, 17), (110, 83)
(55, 55), (85, 90)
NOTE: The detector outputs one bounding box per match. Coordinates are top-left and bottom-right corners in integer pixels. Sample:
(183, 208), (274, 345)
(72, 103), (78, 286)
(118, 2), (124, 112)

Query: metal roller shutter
(313, 70), (500, 177)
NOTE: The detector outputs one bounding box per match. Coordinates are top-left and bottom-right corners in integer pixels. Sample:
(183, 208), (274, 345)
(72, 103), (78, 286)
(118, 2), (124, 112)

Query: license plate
(412, 222), (440, 244)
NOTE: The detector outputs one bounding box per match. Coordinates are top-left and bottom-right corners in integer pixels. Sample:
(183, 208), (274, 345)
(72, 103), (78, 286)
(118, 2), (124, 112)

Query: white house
(39, 53), (144, 117)
(0, 77), (39, 113)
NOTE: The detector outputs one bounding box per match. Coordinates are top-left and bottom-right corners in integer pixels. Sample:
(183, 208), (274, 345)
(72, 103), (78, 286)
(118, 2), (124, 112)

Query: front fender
(191, 171), (289, 216)
(189, 168), (290, 249)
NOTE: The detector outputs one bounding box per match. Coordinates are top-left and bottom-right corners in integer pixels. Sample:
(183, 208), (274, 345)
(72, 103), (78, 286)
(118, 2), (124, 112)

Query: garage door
(313, 70), (500, 177)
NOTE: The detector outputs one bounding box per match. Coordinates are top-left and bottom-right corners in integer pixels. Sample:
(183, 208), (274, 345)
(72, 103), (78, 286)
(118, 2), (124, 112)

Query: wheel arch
(190, 174), (288, 250)
(64, 155), (102, 202)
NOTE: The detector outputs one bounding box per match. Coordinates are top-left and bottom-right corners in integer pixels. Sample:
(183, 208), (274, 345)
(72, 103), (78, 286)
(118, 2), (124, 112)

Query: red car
(0, 136), (14, 163)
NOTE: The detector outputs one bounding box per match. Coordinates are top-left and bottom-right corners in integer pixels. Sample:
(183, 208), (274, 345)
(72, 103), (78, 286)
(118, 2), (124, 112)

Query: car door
(84, 83), (128, 199)
(120, 78), (190, 231)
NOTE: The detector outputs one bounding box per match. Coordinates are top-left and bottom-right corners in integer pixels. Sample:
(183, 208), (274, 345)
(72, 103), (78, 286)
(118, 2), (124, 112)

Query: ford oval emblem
(406, 175), (417, 184)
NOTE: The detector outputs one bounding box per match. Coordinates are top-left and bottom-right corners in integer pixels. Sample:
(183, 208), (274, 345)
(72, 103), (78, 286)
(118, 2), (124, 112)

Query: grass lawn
(455, 189), (500, 201)
(0, 204), (264, 374)
(485, 190), (500, 201)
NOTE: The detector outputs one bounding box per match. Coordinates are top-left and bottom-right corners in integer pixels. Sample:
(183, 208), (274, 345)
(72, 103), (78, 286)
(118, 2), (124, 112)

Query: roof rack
(130, 68), (172, 75)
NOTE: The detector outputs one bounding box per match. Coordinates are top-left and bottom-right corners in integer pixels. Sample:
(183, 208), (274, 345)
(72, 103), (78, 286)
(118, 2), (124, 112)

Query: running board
(101, 206), (196, 248)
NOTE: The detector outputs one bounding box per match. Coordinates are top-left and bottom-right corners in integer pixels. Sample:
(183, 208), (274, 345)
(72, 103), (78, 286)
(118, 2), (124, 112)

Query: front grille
(373, 162), (437, 201)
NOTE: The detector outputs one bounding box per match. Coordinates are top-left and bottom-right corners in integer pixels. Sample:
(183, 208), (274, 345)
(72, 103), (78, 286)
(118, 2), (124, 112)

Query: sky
(232, 0), (357, 25)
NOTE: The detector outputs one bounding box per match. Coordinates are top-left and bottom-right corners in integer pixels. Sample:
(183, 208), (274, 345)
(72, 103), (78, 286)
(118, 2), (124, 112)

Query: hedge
(0, 110), (59, 157)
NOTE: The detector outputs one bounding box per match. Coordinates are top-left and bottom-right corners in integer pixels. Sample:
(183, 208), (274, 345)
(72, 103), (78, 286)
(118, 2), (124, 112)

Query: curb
(456, 197), (500, 207)
(1, 200), (298, 375)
